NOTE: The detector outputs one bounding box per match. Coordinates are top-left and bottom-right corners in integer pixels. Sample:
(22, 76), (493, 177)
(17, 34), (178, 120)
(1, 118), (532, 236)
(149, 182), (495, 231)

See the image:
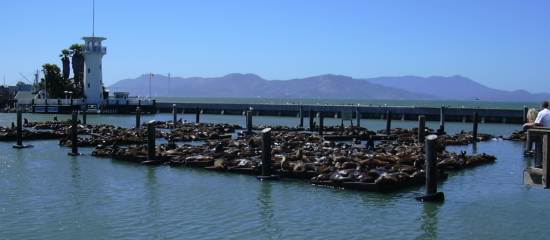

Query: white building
(83, 36), (107, 105)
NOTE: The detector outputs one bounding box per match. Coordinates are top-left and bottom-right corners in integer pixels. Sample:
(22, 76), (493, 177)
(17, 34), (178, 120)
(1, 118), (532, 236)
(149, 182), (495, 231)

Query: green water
(1, 113), (549, 239)
(155, 97), (538, 109)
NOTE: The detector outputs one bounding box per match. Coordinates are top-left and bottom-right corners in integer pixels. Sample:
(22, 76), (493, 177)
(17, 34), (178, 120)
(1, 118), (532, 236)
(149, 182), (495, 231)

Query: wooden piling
(82, 109), (87, 125)
(69, 111), (79, 156)
(172, 104), (177, 127)
(246, 110), (253, 134)
(438, 106), (445, 134)
(135, 107), (141, 129)
(147, 121), (156, 161)
(356, 108), (361, 128)
(299, 106), (304, 127)
(318, 112), (324, 136)
(261, 128), (272, 176)
(416, 134), (444, 202)
(386, 110), (392, 134)
(473, 112), (479, 142)
(543, 134), (550, 188)
(195, 108), (200, 123)
(418, 115), (426, 143)
(13, 108), (31, 149)
(15, 109), (23, 147)
(257, 128), (279, 181)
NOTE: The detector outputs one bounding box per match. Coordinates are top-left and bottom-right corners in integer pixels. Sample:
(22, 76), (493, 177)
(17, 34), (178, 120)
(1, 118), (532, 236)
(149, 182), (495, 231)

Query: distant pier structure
(157, 102), (526, 124)
(16, 35), (156, 114)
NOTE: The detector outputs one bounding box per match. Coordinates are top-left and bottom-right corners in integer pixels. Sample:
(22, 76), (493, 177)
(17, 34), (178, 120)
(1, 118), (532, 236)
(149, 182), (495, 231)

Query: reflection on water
(258, 181), (281, 237)
(417, 202), (441, 239)
(1, 113), (550, 239)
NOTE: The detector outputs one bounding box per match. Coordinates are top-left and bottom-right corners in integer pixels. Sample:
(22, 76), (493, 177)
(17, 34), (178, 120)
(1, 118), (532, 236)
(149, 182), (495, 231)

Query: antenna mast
(92, 0), (95, 37)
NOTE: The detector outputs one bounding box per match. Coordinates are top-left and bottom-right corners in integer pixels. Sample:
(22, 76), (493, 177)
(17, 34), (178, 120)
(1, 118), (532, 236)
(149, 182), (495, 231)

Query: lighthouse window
(88, 83), (90, 88)
(87, 68), (91, 73)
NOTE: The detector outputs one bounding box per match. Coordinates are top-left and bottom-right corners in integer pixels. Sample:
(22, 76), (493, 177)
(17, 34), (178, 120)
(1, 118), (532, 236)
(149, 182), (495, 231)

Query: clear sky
(1, 0), (548, 92)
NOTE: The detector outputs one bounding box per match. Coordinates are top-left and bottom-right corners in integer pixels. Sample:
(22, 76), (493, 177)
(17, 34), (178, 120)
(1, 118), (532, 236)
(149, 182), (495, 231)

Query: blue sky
(1, 0), (548, 92)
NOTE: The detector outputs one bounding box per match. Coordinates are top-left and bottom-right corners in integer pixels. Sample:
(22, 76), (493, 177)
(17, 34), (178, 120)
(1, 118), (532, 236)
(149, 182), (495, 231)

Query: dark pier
(157, 102), (525, 124)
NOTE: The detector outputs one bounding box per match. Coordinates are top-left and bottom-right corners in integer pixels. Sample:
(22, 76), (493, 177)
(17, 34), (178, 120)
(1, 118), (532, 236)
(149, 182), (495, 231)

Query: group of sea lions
(2, 119), (503, 192)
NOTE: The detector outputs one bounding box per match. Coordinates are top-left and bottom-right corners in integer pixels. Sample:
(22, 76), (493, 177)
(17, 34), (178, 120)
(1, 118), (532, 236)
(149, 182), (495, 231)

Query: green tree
(40, 64), (72, 99)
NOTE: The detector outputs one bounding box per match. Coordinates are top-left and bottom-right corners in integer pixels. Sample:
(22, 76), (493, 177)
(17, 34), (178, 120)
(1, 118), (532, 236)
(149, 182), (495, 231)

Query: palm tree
(69, 44), (85, 98)
(60, 49), (71, 80)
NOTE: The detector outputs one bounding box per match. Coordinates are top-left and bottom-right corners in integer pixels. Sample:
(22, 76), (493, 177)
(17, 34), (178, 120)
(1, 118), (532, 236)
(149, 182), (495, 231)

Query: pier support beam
(386, 110), (392, 134)
(68, 111), (80, 156)
(135, 107), (141, 129)
(418, 115), (426, 143)
(13, 107), (32, 149)
(416, 134), (444, 202)
(535, 137), (543, 168)
(257, 128), (279, 181)
(473, 112), (479, 142)
(543, 135), (550, 188)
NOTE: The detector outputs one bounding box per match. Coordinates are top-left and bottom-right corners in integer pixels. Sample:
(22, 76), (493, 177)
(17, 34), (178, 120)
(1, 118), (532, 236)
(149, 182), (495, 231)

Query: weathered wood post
(147, 120), (156, 161)
(195, 108), (200, 123)
(13, 107), (32, 149)
(416, 134), (444, 202)
(318, 112), (324, 136)
(356, 108), (361, 128)
(172, 104), (177, 128)
(299, 106), (304, 128)
(418, 115), (426, 143)
(473, 112), (479, 142)
(438, 106), (445, 134)
(135, 107), (141, 128)
(309, 110), (314, 130)
(246, 109), (253, 134)
(543, 134), (550, 188)
(386, 110), (392, 134)
(68, 111), (79, 156)
(257, 128), (279, 181)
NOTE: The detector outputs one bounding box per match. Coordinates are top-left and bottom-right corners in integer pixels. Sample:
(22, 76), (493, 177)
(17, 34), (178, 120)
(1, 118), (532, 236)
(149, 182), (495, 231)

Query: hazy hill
(109, 73), (434, 100)
(109, 73), (550, 102)
(367, 75), (550, 102)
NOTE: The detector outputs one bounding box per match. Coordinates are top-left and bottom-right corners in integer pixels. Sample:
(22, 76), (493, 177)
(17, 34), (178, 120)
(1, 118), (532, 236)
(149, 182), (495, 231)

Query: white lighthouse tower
(82, 36), (106, 105)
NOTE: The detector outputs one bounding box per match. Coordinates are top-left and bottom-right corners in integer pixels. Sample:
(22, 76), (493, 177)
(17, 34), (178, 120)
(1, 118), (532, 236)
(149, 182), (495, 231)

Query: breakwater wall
(157, 102), (525, 124)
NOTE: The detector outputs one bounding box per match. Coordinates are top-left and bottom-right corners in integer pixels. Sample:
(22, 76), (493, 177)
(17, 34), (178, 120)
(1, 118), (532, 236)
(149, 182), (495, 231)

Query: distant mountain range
(109, 73), (550, 102)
